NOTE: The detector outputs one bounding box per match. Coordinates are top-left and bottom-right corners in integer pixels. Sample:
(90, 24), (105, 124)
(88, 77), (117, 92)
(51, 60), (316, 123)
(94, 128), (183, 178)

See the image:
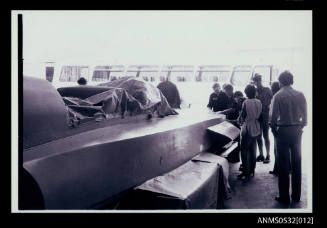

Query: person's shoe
(275, 196), (290, 205)
(237, 172), (249, 180)
(239, 164), (244, 171)
(263, 156), (270, 163)
(225, 190), (232, 200)
(292, 196), (301, 203)
(269, 170), (278, 176)
(256, 155), (264, 162)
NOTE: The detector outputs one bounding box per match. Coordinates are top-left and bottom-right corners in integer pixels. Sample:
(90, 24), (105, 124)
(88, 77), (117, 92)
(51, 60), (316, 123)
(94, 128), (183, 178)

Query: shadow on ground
(224, 159), (307, 209)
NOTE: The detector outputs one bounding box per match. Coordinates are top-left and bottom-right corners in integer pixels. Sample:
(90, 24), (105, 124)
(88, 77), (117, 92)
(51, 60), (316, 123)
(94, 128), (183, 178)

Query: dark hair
(234, 91), (244, 98)
(244, 84), (256, 99)
(223, 83), (233, 91)
(278, 71), (293, 86)
(252, 73), (262, 82)
(77, 77), (87, 85)
(212, 82), (220, 89)
(271, 81), (280, 95)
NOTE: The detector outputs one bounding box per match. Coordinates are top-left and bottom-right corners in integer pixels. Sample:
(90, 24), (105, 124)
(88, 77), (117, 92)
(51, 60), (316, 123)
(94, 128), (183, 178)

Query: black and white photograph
(11, 9), (315, 217)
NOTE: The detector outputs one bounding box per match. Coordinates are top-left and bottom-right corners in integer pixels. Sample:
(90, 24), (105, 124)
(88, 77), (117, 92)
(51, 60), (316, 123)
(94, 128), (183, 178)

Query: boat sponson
(130, 160), (223, 209)
(23, 109), (226, 209)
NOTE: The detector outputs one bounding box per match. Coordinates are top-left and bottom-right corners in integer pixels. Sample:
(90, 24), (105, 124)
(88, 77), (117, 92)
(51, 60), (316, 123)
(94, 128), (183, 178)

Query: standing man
(157, 75), (181, 109)
(252, 74), (273, 163)
(219, 84), (241, 163)
(269, 81), (281, 176)
(207, 83), (229, 112)
(270, 71), (307, 205)
(219, 84), (238, 119)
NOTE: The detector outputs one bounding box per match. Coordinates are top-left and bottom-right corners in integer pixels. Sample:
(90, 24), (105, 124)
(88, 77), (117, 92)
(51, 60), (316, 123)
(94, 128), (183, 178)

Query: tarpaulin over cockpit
(61, 77), (178, 123)
(98, 76), (162, 108)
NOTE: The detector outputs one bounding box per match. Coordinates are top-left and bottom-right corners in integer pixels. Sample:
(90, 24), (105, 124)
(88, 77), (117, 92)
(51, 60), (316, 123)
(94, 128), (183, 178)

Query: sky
(21, 10), (312, 65)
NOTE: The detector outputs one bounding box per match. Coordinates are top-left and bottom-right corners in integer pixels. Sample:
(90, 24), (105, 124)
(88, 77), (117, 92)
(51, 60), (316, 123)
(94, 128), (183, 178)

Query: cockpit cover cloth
(65, 77), (178, 121)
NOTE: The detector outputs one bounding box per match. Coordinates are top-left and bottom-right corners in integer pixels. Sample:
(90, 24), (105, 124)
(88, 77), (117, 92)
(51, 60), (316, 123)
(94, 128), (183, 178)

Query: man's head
(252, 73), (262, 88)
(212, 83), (221, 94)
(234, 90), (244, 103)
(271, 81), (280, 95)
(278, 71), (294, 87)
(77, 77), (87, 85)
(244, 84), (256, 99)
(223, 83), (234, 97)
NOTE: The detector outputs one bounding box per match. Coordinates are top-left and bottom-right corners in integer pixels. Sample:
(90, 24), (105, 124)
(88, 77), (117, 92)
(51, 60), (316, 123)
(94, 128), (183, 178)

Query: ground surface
(224, 160), (307, 209)
(223, 132), (309, 210)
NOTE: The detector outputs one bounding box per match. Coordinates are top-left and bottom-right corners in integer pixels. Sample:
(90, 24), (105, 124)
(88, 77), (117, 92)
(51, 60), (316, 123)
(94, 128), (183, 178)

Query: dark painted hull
(24, 109), (225, 209)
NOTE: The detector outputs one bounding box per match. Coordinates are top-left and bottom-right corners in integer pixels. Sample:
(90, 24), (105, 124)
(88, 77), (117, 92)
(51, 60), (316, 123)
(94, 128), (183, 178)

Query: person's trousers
(240, 131), (257, 175)
(272, 137), (278, 173)
(276, 125), (303, 201)
(257, 112), (270, 157)
(273, 136), (292, 175)
(227, 120), (241, 163)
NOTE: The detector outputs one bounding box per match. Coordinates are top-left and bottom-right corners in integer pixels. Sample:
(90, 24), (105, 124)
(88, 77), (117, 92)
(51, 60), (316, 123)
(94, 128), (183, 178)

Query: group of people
(207, 71), (307, 205)
(78, 71), (307, 205)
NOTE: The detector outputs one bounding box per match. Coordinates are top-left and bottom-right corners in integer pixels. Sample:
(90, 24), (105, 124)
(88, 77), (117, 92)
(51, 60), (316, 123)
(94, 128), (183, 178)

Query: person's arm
(266, 88), (273, 106)
(220, 108), (234, 115)
(220, 99), (237, 115)
(207, 94), (213, 109)
(299, 92), (307, 128)
(269, 95), (279, 135)
(238, 101), (247, 125)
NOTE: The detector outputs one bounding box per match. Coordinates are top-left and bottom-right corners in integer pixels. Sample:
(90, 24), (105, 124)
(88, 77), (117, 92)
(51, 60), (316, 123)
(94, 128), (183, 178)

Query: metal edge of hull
(23, 115), (225, 209)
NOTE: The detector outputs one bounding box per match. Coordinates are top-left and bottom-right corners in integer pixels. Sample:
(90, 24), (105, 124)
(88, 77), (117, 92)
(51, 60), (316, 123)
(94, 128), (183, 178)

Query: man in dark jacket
(207, 83), (230, 112)
(234, 91), (246, 116)
(157, 76), (181, 109)
(220, 84), (239, 120)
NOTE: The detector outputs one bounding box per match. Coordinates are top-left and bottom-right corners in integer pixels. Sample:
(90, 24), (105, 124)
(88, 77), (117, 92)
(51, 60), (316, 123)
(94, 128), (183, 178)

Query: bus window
(218, 71), (230, 82)
(160, 76), (166, 82)
(195, 73), (202, 82)
(59, 66), (89, 82)
(271, 67), (279, 83)
(46, 66), (54, 82)
(92, 66), (125, 82)
(92, 70), (111, 82)
(253, 66), (272, 86)
(177, 76), (185, 82)
(138, 71), (158, 82)
(230, 71), (252, 87)
(196, 71), (229, 83)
